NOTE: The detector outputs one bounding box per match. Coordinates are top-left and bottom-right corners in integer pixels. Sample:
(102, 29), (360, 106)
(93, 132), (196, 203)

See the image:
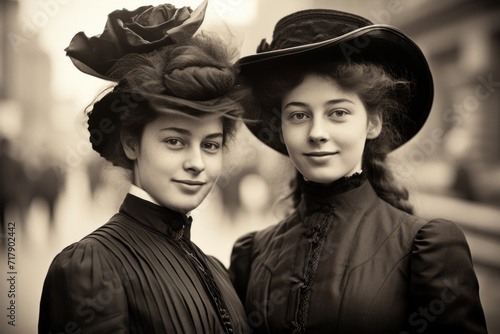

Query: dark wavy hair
(87, 33), (242, 170)
(253, 61), (414, 214)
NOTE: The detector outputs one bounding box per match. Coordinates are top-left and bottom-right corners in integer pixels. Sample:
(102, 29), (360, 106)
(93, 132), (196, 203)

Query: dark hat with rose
(65, 0), (242, 161)
(66, 1), (207, 80)
(238, 9), (434, 155)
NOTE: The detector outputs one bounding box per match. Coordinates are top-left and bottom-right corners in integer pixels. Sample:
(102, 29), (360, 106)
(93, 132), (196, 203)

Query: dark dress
(230, 174), (487, 334)
(39, 193), (249, 334)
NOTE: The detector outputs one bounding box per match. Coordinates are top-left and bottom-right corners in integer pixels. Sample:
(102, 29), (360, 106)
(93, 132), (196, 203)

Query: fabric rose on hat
(65, 0), (208, 80)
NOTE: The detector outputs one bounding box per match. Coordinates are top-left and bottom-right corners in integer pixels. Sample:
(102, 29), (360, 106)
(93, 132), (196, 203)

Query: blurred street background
(1, 0), (500, 333)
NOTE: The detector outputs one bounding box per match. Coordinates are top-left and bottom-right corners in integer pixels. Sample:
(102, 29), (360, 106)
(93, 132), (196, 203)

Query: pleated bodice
(39, 194), (249, 334)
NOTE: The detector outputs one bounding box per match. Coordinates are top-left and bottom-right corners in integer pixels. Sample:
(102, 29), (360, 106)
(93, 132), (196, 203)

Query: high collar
(119, 193), (192, 239)
(298, 172), (372, 217)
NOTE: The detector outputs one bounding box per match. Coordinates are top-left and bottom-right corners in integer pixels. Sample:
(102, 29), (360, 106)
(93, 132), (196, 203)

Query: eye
(164, 138), (185, 149)
(288, 112), (310, 123)
(202, 142), (221, 153)
(329, 109), (350, 118)
(293, 113), (307, 120)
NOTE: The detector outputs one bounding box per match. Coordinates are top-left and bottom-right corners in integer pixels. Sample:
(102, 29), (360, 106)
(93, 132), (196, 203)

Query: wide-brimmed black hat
(238, 9), (434, 155)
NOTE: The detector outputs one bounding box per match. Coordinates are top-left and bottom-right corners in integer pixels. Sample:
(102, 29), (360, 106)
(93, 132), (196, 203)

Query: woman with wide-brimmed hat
(38, 1), (249, 333)
(229, 9), (487, 333)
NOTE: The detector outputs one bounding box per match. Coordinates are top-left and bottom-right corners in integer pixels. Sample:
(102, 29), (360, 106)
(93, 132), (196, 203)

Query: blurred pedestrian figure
(0, 137), (28, 237)
(30, 161), (64, 228)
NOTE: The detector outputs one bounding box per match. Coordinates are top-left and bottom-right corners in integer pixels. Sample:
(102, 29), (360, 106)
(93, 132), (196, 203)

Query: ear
(121, 132), (139, 160)
(367, 114), (382, 139)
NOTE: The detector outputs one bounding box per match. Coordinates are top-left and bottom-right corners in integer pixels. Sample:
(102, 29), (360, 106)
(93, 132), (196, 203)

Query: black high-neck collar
(119, 193), (192, 239)
(299, 172), (367, 213)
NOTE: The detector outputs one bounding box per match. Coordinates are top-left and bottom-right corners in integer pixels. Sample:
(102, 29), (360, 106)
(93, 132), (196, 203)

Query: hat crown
(269, 9), (373, 50)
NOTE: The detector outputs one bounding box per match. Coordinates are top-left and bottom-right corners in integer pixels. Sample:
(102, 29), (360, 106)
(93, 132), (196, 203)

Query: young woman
(39, 2), (249, 333)
(230, 9), (487, 334)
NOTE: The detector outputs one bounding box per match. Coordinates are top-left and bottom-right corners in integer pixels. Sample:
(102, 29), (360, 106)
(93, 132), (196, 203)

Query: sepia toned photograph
(1, 0), (499, 333)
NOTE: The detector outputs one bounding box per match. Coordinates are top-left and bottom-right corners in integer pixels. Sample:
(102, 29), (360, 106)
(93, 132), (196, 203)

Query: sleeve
(38, 241), (129, 334)
(228, 232), (256, 305)
(408, 219), (488, 334)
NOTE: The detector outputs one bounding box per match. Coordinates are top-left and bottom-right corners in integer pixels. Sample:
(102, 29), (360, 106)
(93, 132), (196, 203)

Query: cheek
(341, 134), (368, 164)
(282, 126), (305, 148)
(206, 154), (223, 178)
(142, 146), (177, 176)
(337, 124), (369, 146)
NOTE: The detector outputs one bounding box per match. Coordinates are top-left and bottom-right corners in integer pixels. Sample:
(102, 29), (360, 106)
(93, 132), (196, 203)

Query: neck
(128, 185), (192, 217)
(304, 169), (363, 186)
(129, 184), (161, 206)
(300, 171), (366, 199)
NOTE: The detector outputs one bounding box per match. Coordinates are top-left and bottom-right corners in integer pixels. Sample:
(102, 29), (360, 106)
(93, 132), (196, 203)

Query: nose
(183, 147), (205, 174)
(308, 118), (329, 144)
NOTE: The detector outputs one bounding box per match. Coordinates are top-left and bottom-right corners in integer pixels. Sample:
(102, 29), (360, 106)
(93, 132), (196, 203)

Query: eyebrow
(160, 127), (191, 135)
(283, 99), (354, 110)
(160, 127), (223, 140)
(282, 102), (308, 110)
(325, 99), (354, 106)
(205, 133), (223, 140)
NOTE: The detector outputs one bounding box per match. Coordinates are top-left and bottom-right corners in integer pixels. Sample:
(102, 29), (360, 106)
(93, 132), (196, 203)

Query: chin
(303, 172), (343, 184)
(157, 196), (198, 213)
(169, 201), (199, 213)
(159, 186), (213, 213)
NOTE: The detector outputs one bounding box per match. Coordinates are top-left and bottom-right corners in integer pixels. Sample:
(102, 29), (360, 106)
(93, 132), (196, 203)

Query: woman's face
(124, 112), (224, 213)
(281, 73), (381, 184)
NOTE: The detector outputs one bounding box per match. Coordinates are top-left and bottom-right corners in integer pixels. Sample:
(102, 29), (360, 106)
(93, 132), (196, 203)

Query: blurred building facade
(1, 0), (52, 149)
(391, 0), (500, 206)
(1, 0), (64, 232)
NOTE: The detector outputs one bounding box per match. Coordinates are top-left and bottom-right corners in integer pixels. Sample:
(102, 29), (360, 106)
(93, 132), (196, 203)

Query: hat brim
(238, 25), (434, 155)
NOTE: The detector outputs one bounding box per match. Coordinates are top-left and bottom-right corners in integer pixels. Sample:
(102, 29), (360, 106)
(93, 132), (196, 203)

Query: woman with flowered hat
(39, 1), (249, 333)
(229, 9), (487, 333)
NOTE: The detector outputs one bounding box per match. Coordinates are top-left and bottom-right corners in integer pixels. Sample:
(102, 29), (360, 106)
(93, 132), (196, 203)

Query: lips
(174, 180), (206, 186)
(304, 151), (337, 157)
